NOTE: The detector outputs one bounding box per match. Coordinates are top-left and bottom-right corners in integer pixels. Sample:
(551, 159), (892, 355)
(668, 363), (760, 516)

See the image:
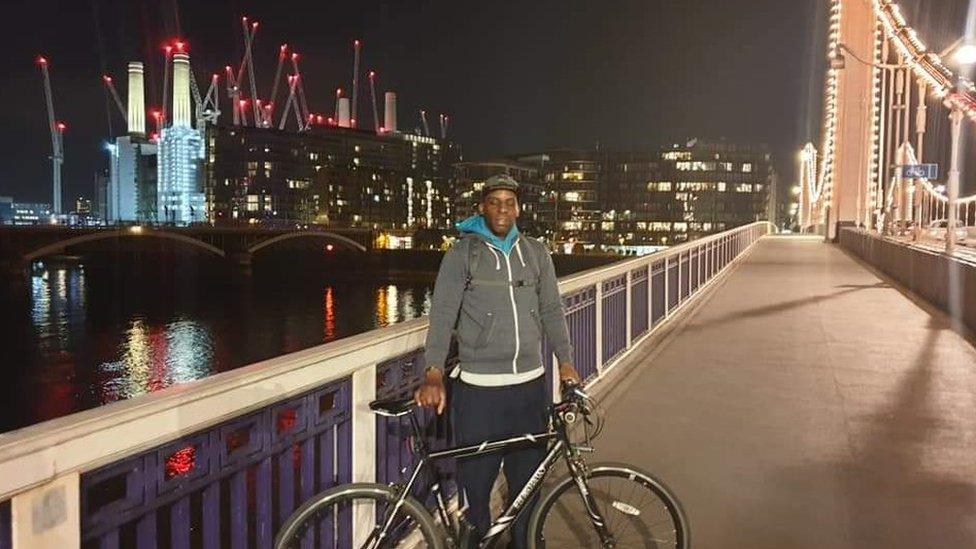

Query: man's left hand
(558, 363), (581, 384)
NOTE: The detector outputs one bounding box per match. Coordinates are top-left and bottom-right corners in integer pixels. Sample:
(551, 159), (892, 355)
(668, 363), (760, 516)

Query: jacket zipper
(487, 238), (521, 374)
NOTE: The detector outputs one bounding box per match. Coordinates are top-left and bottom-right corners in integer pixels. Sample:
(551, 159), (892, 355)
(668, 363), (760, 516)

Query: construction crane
(101, 75), (128, 126)
(439, 114), (449, 139)
(266, 44), (289, 127)
(368, 70), (380, 133)
(290, 52), (311, 128)
(350, 39), (362, 128)
(420, 109), (430, 137)
(278, 74), (305, 131)
(224, 65), (240, 125)
(37, 56), (64, 214)
(240, 17), (260, 127)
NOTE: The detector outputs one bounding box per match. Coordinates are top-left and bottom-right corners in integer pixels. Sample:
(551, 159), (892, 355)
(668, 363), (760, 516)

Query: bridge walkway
(591, 236), (976, 548)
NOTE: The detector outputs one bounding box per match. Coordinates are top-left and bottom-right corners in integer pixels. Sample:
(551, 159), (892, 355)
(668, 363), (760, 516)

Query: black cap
(481, 174), (520, 198)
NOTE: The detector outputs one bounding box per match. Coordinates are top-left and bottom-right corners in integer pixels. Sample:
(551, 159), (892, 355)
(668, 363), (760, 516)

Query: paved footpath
(592, 236), (976, 548)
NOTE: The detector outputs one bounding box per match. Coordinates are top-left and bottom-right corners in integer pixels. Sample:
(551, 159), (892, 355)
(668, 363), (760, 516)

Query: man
(415, 173), (580, 548)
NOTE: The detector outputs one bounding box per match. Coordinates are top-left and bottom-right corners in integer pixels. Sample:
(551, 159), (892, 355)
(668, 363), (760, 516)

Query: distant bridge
(0, 224), (372, 274)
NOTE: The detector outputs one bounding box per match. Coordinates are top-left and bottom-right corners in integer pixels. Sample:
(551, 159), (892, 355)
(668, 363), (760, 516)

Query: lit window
(736, 184), (753, 193)
(563, 192), (581, 202)
(673, 222), (688, 232)
(717, 182), (727, 192)
(742, 163), (753, 173)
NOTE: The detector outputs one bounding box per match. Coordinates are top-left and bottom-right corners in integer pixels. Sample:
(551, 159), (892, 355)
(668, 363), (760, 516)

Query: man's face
(480, 189), (519, 237)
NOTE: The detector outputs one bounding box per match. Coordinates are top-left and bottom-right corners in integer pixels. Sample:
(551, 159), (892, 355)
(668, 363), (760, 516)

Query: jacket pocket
(458, 308), (495, 349)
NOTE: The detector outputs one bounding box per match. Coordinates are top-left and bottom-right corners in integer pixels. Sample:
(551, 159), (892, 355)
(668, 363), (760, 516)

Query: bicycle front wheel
(274, 482), (445, 549)
(527, 464), (689, 548)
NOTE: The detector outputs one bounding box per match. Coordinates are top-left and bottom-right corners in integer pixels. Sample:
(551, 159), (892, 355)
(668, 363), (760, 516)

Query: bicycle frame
(371, 404), (614, 549)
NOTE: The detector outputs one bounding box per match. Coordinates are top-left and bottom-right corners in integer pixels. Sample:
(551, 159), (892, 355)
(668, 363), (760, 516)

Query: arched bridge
(0, 224), (371, 273)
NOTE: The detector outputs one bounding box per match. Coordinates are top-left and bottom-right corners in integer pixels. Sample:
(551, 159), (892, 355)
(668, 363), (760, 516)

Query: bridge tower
(823, 0), (879, 239)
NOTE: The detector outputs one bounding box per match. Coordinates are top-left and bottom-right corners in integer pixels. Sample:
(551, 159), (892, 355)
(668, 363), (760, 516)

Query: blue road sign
(901, 164), (938, 179)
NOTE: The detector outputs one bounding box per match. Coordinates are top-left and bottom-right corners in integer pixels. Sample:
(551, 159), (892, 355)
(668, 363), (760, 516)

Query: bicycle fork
(566, 454), (616, 548)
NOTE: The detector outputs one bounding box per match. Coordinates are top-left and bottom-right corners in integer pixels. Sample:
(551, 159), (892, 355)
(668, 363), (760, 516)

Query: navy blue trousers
(451, 376), (548, 549)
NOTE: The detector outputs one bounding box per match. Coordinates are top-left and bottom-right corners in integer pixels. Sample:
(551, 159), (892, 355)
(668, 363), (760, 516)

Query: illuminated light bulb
(954, 44), (976, 66)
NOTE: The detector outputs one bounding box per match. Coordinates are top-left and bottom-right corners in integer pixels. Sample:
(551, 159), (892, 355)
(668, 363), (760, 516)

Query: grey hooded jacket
(423, 232), (574, 384)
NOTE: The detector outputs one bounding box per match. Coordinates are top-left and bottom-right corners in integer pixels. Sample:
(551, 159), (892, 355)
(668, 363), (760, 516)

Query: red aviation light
(316, 115), (324, 124)
(102, 75), (112, 83)
(291, 52), (299, 61)
(251, 21), (259, 30)
(336, 88), (343, 97)
(354, 39), (361, 47)
(327, 117), (335, 125)
(174, 40), (186, 53)
(280, 44), (288, 54)
(56, 122), (66, 132)
(350, 118), (357, 127)
(368, 70), (376, 79)
(37, 56), (48, 65)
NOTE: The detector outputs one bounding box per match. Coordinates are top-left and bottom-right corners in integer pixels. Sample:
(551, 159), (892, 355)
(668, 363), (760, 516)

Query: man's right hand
(414, 368), (447, 415)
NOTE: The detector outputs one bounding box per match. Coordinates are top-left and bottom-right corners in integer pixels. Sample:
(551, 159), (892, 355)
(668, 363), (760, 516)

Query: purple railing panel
(651, 261), (666, 325)
(680, 253), (691, 299)
(79, 378), (351, 549)
(564, 286), (598, 381)
(667, 259), (679, 312)
(630, 266), (649, 338)
(691, 248), (701, 292)
(601, 274), (628, 364)
(375, 349), (454, 509)
(0, 500), (10, 549)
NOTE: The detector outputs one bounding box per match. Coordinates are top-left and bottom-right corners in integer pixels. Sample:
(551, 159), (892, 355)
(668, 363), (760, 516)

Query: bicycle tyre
(274, 482), (445, 549)
(527, 463), (689, 549)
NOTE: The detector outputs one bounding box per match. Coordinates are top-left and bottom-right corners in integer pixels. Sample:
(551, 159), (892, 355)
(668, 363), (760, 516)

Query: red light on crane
(37, 56), (48, 65)
(174, 40), (186, 52)
(316, 115), (324, 124)
(291, 52), (299, 61)
(102, 75), (112, 83)
(368, 70), (376, 79)
(251, 21), (259, 29)
(350, 118), (357, 127)
(354, 39), (361, 47)
(56, 122), (66, 132)
(327, 117), (335, 125)
(336, 88), (343, 97)
(280, 44), (288, 53)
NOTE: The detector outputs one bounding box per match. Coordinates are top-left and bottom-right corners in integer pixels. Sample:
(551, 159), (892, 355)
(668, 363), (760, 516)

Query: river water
(0, 255), (433, 434)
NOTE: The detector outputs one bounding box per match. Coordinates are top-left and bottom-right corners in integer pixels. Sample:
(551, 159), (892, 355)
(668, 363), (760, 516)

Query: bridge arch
(246, 231), (368, 255)
(23, 229), (227, 262)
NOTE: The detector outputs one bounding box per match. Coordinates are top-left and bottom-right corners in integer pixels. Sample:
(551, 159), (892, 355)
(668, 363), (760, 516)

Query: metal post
(663, 256), (670, 318)
(625, 271), (632, 348)
(947, 107), (963, 254)
(350, 365), (377, 547)
(594, 282), (604, 374)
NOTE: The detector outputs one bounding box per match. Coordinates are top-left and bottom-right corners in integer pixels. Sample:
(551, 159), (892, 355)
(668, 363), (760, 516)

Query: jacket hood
(456, 214), (519, 253)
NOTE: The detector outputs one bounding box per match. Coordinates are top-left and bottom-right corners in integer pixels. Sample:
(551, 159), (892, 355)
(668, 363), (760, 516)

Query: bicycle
(274, 381), (689, 548)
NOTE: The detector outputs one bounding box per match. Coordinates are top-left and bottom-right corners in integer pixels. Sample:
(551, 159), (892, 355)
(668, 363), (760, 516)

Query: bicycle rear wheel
(527, 464), (688, 548)
(274, 482), (445, 549)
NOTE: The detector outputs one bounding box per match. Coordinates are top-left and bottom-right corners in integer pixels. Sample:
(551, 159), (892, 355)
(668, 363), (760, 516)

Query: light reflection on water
(2, 260), (432, 433)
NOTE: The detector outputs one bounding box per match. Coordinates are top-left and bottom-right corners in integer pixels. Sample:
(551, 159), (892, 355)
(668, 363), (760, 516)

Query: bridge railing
(0, 221), (773, 548)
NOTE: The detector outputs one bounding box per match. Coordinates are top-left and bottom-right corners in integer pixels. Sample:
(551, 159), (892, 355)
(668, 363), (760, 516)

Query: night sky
(1, 0), (826, 204)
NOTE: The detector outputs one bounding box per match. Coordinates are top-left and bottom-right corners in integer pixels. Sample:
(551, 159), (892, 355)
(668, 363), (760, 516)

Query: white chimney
(172, 52), (192, 127)
(384, 91), (397, 133)
(127, 62), (146, 135)
(338, 97), (351, 127)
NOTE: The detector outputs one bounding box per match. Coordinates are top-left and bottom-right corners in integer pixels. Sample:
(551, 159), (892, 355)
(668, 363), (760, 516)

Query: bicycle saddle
(369, 396), (415, 417)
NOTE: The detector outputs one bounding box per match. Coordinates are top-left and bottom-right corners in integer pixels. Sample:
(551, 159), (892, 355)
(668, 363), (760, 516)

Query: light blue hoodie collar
(456, 214), (519, 254)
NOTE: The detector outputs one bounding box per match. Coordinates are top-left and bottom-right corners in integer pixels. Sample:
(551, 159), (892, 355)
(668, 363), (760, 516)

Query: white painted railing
(0, 221), (773, 548)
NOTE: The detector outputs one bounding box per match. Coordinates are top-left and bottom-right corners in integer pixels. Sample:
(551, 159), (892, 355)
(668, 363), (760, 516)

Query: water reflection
(375, 284), (433, 327)
(3, 259), (433, 432)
